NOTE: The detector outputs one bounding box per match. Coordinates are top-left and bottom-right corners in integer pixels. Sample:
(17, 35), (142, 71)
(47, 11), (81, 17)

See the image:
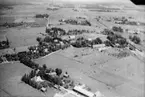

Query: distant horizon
(0, 0), (133, 5)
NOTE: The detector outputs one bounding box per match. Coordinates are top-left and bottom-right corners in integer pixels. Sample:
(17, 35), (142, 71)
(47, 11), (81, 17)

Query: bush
(55, 68), (62, 76)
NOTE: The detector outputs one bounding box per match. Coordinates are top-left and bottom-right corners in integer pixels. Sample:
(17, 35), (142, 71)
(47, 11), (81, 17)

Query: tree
(44, 36), (53, 43)
(36, 37), (42, 43)
(42, 64), (47, 70)
(55, 68), (62, 76)
(21, 74), (27, 82)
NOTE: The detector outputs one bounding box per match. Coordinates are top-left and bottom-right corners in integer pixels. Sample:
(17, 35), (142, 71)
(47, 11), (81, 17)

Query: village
(0, 0), (145, 97)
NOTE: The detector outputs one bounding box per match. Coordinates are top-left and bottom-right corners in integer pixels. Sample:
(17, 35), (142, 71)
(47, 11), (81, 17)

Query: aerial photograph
(0, 0), (144, 97)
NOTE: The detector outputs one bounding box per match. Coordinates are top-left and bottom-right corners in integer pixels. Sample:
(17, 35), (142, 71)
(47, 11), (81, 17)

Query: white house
(31, 76), (44, 82)
(93, 44), (105, 48)
(69, 35), (76, 39)
(98, 47), (111, 52)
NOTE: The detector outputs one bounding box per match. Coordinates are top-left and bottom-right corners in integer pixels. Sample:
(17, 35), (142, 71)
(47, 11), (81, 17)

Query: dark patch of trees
(112, 26), (123, 33)
(61, 19), (91, 26)
(35, 14), (49, 18)
(101, 29), (114, 35)
(45, 27), (66, 38)
(55, 68), (62, 76)
(0, 37), (10, 49)
(3, 54), (19, 61)
(0, 57), (3, 63)
(71, 37), (92, 48)
(104, 40), (113, 47)
(0, 22), (24, 28)
(129, 35), (141, 44)
(106, 34), (128, 48)
(92, 38), (102, 45)
(67, 29), (91, 35)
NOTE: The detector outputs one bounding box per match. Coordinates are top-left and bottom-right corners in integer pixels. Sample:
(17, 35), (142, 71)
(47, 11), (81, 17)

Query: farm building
(54, 87), (82, 97)
(93, 44), (105, 48)
(98, 47), (111, 52)
(73, 85), (94, 97)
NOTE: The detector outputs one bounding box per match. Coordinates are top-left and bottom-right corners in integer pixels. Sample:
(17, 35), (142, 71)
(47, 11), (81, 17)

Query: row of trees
(0, 22), (24, 28)
(45, 27), (66, 38)
(61, 19), (91, 26)
(35, 14), (49, 18)
(71, 37), (92, 48)
(67, 29), (91, 35)
(18, 51), (39, 69)
(72, 37), (104, 48)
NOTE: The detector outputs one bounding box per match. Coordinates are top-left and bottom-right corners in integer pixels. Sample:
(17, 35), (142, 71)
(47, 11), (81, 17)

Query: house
(44, 48), (49, 53)
(40, 87), (47, 92)
(69, 35), (76, 39)
(48, 72), (57, 77)
(87, 38), (93, 41)
(63, 72), (69, 78)
(31, 76), (44, 82)
(98, 47), (111, 52)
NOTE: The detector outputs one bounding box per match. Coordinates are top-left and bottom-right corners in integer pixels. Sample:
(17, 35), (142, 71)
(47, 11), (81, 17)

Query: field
(0, 0), (145, 97)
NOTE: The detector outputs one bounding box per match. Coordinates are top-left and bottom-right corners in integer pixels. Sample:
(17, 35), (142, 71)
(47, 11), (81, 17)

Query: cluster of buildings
(54, 84), (104, 97)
